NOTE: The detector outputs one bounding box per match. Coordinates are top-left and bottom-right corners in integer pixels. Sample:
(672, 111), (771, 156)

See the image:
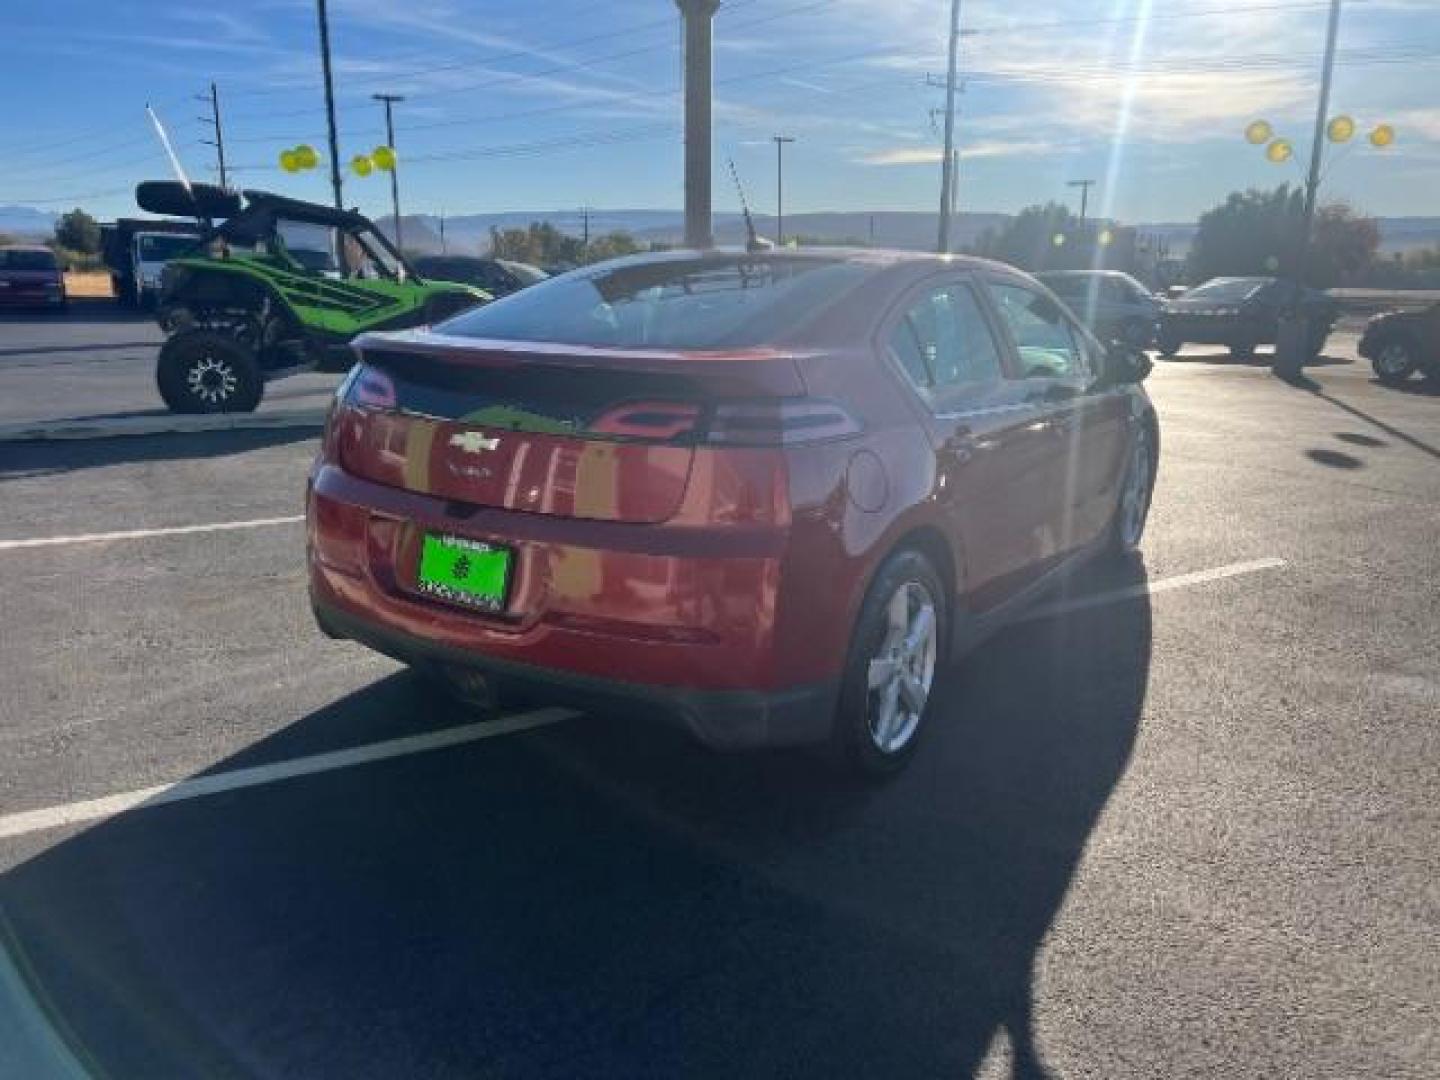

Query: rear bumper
(312, 593), (837, 750)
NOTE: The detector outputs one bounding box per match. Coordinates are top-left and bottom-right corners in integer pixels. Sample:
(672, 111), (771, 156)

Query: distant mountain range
(8, 201), (1436, 257)
(375, 209), (1440, 257)
(0, 205), (59, 236)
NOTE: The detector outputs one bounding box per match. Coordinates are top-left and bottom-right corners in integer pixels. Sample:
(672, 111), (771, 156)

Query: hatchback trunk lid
(333, 332), (807, 524)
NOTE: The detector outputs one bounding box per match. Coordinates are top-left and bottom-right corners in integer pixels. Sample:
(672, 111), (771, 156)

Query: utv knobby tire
(156, 331), (263, 414)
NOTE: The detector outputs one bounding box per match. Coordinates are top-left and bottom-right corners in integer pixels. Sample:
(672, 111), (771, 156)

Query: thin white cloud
(858, 138), (1056, 165)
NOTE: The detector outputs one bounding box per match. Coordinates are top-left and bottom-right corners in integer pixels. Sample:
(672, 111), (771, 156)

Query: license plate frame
(415, 532), (512, 613)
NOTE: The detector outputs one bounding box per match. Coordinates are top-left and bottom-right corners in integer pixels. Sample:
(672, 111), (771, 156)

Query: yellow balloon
(351, 154), (374, 177)
(1265, 138), (1293, 164)
(279, 149), (300, 173)
(1245, 119), (1273, 145)
(1369, 124), (1395, 148)
(372, 145), (396, 172)
(1098, 229), (1113, 247)
(295, 144), (319, 170)
(1051, 232), (1066, 247)
(1326, 115), (1355, 143)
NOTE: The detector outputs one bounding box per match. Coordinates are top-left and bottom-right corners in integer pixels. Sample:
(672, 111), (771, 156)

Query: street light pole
(675, 0), (721, 249)
(1068, 179), (1095, 232)
(1277, 0), (1343, 374)
(936, 0), (962, 252)
(373, 93), (405, 254)
(773, 135), (795, 244)
(316, 0), (343, 210)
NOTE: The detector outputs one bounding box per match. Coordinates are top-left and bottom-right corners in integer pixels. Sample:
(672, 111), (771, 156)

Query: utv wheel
(156, 330), (263, 414)
(1372, 340), (1418, 385)
(834, 550), (947, 777)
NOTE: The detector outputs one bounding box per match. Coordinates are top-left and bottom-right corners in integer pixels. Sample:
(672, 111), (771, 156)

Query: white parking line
(0, 515), (304, 552)
(0, 556), (1288, 842)
(0, 708), (578, 841)
(1021, 557), (1288, 621)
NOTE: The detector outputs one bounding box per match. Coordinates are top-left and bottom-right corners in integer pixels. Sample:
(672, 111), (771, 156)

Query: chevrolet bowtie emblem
(449, 431), (500, 454)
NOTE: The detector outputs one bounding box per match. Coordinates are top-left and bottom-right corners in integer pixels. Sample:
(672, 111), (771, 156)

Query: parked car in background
(308, 249), (1158, 775)
(1159, 276), (1338, 358)
(410, 255), (548, 298)
(0, 244), (67, 311)
(1359, 300), (1440, 385)
(1036, 270), (1161, 348)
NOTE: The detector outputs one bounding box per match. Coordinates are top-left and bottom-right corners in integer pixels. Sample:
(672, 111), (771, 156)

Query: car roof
(585, 246), (1023, 284)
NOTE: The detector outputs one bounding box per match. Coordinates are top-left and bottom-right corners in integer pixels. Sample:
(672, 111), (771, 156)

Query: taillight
(705, 399), (860, 446)
(589, 400), (703, 440)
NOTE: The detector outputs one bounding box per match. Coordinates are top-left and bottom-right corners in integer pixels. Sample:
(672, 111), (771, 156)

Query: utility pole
(316, 0), (343, 210)
(581, 206), (591, 250)
(372, 92), (405, 253)
(1277, 0), (1343, 374)
(936, 0), (962, 252)
(439, 211), (447, 253)
(772, 135), (795, 244)
(675, 0), (721, 249)
(1068, 179), (1095, 231)
(196, 82), (228, 189)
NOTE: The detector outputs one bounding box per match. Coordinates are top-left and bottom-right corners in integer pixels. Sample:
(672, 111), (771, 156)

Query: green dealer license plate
(416, 533), (511, 612)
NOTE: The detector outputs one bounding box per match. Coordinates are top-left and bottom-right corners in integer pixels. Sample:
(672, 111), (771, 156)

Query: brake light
(589, 401), (703, 440)
(705, 399), (861, 446)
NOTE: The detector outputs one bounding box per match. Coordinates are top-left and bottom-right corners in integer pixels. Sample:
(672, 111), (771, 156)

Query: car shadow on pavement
(0, 428), (320, 480)
(1159, 348), (1351, 367)
(0, 561), (1153, 1079)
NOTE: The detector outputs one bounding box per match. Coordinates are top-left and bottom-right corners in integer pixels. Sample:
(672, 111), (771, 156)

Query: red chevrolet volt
(307, 250), (1157, 773)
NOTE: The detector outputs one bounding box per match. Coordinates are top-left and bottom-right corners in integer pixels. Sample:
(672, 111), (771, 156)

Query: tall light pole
(1068, 179), (1095, 231)
(316, 0), (343, 210)
(373, 92), (405, 253)
(936, 0), (963, 252)
(1277, 0), (1343, 374)
(675, 0), (721, 249)
(772, 135), (795, 244)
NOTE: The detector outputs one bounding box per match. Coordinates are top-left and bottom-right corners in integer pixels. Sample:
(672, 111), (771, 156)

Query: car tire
(156, 330), (264, 414)
(1104, 421), (1157, 560)
(833, 549), (948, 778)
(1156, 332), (1181, 357)
(1229, 341), (1256, 359)
(1371, 339), (1418, 385)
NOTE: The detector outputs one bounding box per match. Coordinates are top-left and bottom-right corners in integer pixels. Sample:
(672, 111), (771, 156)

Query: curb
(0, 409), (329, 443)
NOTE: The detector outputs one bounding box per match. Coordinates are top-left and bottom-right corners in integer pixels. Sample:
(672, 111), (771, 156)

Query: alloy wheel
(1120, 428), (1152, 549)
(864, 580), (938, 755)
(186, 353), (238, 405)
(1375, 343), (1412, 377)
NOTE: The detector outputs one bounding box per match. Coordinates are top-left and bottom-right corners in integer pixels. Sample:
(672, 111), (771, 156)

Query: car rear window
(0, 249), (58, 271)
(438, 256), (871, 349)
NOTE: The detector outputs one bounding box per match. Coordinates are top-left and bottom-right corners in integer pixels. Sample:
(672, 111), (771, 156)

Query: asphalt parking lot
(0, 327), (1436, 1077)
(0, 303), (340, 426)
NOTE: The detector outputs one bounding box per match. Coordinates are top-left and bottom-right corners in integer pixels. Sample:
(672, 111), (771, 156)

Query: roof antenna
(728, 158), (773, 253)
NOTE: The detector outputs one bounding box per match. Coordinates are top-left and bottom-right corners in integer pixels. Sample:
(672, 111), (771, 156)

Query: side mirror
(1106, 343), (1152, 384)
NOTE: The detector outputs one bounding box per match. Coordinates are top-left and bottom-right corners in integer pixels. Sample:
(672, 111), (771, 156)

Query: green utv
(135, 182), (489, 413)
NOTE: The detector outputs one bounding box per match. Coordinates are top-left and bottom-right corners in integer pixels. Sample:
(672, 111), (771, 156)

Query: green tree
(971, 202), (1078, 270)
(1188, 185), (1378, 287)
(53, 208), (101, 254)
(582, 230), (642, 264)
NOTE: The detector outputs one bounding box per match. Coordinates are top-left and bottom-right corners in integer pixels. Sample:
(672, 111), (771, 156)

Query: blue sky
(3, 0), (1437, 226)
